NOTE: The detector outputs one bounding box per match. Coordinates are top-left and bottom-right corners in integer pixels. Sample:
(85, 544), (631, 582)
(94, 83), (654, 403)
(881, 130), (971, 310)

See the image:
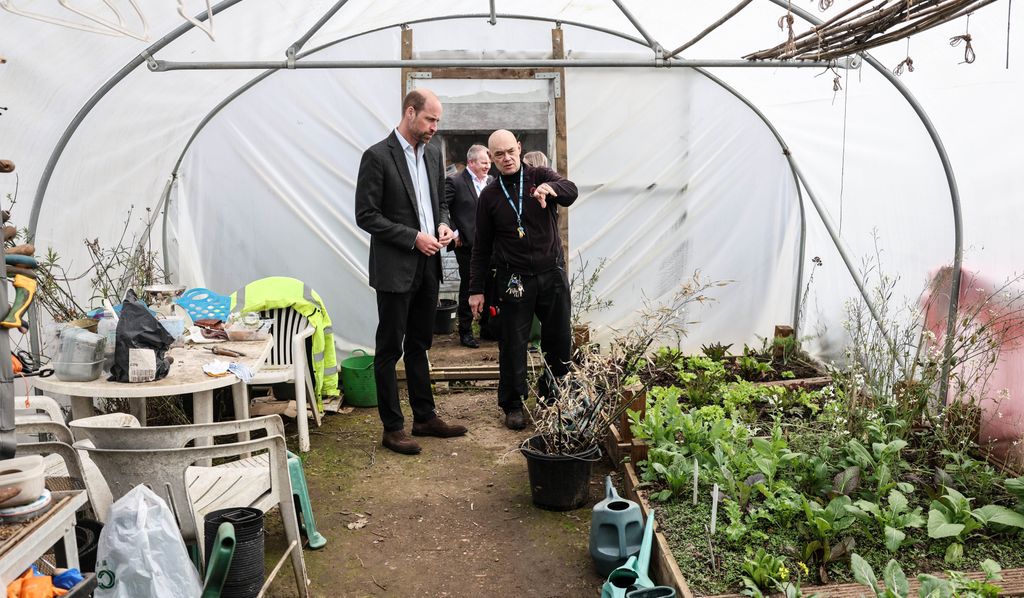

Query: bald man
(355, 89), (468, 455)
(467, 130), (578, 430)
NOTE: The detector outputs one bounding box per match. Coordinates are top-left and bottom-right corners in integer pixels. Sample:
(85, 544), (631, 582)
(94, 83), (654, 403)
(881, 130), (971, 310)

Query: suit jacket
(354, 132), (450, 293)
(444, 168), (492, 250)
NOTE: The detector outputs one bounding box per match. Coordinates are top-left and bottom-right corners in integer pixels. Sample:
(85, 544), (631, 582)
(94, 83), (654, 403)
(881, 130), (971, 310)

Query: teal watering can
(601, 510), (656, 598)
(590, 476), (644, 576)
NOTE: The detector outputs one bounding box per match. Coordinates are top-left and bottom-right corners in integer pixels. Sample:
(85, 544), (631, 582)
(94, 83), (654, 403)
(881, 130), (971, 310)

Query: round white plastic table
(33, 338), (273, 457)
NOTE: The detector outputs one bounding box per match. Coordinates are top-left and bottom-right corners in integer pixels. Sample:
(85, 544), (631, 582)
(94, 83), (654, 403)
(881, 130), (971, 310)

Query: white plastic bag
(95, 485), (203, 598)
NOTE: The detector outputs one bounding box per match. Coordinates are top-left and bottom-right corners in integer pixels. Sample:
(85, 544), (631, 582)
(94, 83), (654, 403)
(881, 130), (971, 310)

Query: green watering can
(601, 510), (656, 598)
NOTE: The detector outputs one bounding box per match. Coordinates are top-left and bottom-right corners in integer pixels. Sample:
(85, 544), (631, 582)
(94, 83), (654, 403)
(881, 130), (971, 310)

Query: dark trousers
(374, 255), (438, 432)
(454, 245), (474, 336)
(497, 268), (572, 412)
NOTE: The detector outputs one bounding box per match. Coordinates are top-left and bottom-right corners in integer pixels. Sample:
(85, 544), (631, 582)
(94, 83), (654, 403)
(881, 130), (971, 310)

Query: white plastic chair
(243, 308), (320, 452)
(15, 420), (112, 520)
(14, 395), (66, 425)
(71, 414), (309, 598)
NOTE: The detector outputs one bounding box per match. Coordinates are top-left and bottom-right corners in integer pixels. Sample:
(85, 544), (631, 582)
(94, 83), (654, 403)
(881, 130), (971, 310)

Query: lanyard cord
(498, 169), (524, 235)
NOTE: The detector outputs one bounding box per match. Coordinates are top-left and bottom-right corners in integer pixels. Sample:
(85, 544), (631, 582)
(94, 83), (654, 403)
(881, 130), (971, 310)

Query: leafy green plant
(842, 435), (911, 501)
(852, 553), (1003, 598)
(927, 487), (1024, 563)
(650, 455), (691, 501)
(851, 553), (910, 598)
(701, 341), (732, 362)
(741, 549), (796, 598)
(738, 354), (775, 381)
(845, 489), (925, 553)
(799, 495), (857, 571)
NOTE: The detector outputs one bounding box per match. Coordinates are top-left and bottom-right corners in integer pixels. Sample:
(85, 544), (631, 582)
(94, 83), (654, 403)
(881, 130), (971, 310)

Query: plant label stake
(710, 483), (720, 535)
(692, 458), (698, 506)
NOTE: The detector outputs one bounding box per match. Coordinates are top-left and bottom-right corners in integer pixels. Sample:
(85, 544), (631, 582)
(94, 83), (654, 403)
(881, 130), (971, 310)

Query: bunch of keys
(517, 226), (525, 238)
(507, 274), (525, 298)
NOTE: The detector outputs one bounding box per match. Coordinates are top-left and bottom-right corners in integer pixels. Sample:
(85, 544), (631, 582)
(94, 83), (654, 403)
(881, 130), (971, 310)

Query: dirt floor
(263, 331), (612, 598)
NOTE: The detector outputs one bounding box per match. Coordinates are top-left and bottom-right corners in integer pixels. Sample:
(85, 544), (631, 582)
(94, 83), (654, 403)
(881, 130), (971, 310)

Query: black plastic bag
(109, 290), (175, 382)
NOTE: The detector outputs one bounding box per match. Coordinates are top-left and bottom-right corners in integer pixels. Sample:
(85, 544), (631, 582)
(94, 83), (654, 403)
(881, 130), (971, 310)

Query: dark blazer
(444, 168), (492, 250)
(355, 132), (450, 293)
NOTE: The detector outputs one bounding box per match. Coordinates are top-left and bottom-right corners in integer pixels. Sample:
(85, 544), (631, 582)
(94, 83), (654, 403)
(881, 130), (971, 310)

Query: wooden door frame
(401, 27), (570, 262)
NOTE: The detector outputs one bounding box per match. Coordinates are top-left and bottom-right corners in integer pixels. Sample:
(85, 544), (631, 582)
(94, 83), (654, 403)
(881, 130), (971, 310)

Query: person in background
(522, 151), (549, 169)
(445, 144), (492, 348)
(354, 88), (468, 455)
(468, 130), (578, 430)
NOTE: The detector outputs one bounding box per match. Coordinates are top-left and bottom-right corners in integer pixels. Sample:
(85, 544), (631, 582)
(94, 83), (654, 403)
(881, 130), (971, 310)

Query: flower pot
(520, 434), (601, 511)
(434, 299), (458, 335)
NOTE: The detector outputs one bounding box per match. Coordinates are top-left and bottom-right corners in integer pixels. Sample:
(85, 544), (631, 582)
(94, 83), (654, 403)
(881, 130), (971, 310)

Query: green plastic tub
(340, 349), (377, 407)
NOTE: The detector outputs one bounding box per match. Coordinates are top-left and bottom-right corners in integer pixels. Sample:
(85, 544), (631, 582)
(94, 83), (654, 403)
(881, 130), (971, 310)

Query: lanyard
(498, 169), (526, 238)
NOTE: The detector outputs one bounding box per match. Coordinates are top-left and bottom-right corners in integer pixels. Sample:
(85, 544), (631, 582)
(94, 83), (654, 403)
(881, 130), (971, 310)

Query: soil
(262, 331), (611, 597)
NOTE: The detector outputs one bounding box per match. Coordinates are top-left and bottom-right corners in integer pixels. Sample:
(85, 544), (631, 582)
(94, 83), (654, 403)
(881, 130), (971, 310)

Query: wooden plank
(604, 423), (630, 466)
(622, 463), (694, 598)
(414, 67), (545, 80)
(551, 27), (570, 266)
(401, 27), (413, 99)
(754, 375), (832, 390)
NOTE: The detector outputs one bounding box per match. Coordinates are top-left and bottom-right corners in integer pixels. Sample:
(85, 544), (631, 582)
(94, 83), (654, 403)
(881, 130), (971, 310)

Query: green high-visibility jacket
(231, 277), (339, 412)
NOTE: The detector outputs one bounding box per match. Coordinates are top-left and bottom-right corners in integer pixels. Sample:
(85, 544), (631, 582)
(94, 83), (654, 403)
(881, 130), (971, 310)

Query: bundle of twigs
(528, 273), (728, 455)
(746, 0), (997, 62)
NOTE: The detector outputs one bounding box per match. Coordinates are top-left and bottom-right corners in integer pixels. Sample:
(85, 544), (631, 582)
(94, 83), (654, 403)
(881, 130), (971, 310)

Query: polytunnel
(1, 0), (1021, 359)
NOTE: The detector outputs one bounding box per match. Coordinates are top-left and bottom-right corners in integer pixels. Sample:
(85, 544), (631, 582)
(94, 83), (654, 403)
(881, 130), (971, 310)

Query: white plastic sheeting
(1, 1), (1021, 356)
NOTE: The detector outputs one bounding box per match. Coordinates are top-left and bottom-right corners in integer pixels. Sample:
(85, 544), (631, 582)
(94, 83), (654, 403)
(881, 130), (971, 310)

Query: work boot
(412, 416), (468, 438)
(382, 430), (421, 455)
(504, 406), (527, 430)
(459, 333), (480, 349)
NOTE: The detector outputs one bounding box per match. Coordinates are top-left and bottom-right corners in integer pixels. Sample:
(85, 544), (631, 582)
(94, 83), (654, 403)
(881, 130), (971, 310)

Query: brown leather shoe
(382, 430), (421, 455)
(411, 417), (468, 438)
(504, 407), (527, 430)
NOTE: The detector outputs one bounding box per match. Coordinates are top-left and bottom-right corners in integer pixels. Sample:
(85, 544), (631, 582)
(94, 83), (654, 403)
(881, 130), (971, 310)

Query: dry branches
(746, 0), (998, 62)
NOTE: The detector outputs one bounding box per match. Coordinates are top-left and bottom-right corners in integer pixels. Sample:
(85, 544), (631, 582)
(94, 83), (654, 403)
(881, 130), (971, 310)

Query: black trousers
(496, 268), (571, 412)
(454, 245), (474, 336)
(374, 255), (438, 432)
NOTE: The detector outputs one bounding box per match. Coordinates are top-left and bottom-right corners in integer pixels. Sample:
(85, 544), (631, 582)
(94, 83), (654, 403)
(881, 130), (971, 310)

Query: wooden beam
(552, 28), (570, 266)
(400, 27), (413, 97)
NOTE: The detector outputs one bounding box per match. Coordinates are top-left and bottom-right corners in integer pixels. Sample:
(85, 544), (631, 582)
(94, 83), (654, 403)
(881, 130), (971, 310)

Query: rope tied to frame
(893, 38), (914, 76)
(894, 56), (915, 75)
(779, 2), (797, 56)
(950, 33), (976, 63)
(950, 13), (976, 64)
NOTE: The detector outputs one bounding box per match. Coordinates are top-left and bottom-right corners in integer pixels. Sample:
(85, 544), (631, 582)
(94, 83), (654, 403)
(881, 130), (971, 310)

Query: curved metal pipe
(27, 0), (248, 240)
(772, 0), (963, 400)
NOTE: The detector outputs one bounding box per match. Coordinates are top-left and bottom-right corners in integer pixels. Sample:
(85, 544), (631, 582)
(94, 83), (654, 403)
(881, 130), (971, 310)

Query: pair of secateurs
(11, 350), (53, 378)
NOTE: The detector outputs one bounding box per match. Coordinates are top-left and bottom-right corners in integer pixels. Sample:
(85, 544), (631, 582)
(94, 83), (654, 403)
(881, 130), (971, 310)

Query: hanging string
(950, 13), (976, 64)
(894, 38), (915, 76)
(837, 67), (850, 237)
(779, 0), (796, 56)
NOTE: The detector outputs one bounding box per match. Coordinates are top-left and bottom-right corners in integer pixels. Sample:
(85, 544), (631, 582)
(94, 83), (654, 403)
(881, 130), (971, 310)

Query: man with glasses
(467, 130), (578, 430)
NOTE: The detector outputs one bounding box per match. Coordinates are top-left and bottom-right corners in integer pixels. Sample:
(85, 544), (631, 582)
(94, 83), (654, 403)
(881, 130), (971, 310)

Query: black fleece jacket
(468, 164), (578, 294)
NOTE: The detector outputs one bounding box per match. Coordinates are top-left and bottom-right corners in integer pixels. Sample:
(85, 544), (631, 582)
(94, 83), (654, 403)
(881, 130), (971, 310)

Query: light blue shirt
(394, 130), (435, 237)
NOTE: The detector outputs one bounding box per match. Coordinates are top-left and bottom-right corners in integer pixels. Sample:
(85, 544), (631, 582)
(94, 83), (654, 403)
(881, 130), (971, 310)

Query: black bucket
(520, 434), (601, 511)
(204, 507), (265, 598)
(434, 299), (458, 334)
(75, 519), (104, 573)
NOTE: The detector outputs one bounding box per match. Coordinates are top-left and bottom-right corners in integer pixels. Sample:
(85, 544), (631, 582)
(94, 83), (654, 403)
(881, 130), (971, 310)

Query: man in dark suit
(445, 144), (492, 348)
(355, 89), (468, 455)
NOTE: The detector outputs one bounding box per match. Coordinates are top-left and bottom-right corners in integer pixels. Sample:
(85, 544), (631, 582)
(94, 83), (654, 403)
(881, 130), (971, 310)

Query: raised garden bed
(603, 334), (1024, 597)
(618, 462), (1024, 597)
